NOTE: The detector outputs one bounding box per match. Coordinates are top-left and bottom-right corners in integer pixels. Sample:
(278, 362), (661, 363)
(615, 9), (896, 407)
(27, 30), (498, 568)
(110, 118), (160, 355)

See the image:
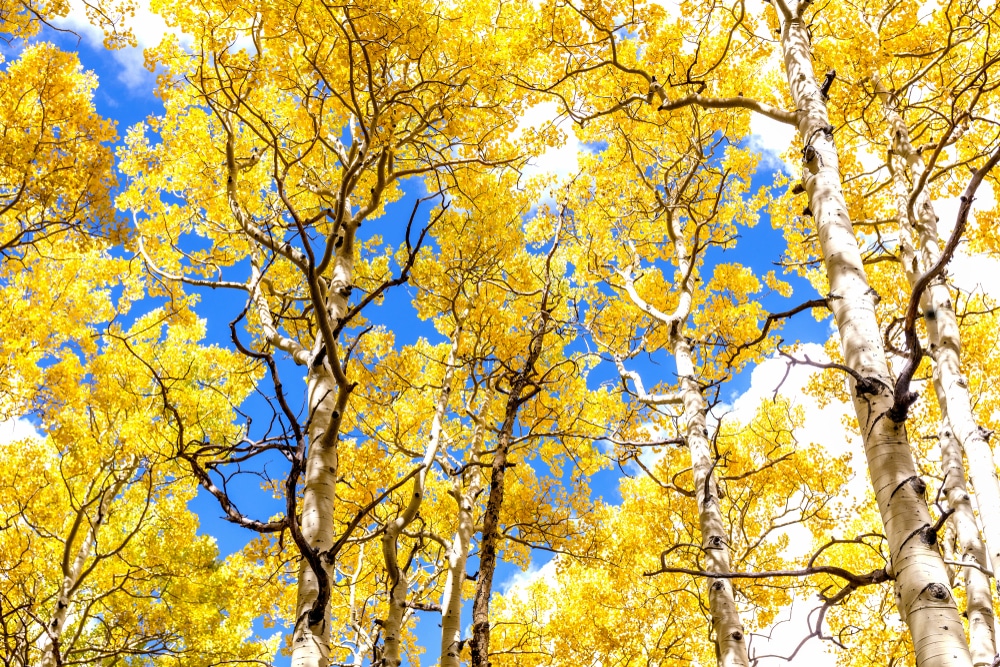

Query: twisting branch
(732, 298), (830, 360)
(890, 141), (1000, 422)
(778, 347), (888, 396)
(644, 561), (891, 589)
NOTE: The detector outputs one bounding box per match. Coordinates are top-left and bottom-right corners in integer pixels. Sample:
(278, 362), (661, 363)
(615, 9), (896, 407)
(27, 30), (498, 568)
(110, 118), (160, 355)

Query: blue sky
(15, 9), (852, 665)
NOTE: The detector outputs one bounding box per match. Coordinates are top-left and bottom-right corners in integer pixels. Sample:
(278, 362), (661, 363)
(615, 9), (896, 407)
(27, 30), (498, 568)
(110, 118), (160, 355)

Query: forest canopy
(2, 0), (1000, 665)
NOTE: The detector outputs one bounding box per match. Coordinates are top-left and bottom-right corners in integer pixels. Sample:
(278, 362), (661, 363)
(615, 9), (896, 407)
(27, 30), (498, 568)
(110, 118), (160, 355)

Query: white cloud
(500, 557), (559, 601)
(749, 112), (795, 174)
(0, 418), (41, 444)
(933, 185), (1000, 300)
(747, 598), (838, 665)
(514, 102), (581, 185)
(55, 0), (192, 91)
(719, 343), (866, 498)
(712, 346), (864, 667)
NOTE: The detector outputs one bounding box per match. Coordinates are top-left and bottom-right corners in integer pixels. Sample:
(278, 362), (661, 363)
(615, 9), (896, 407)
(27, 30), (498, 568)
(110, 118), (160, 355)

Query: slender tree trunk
(675, 337), (749, 666)
(469, 224), (558, 667)
(291, 227), (357, 667)
(469, 410), (517, 667)
(382, 334), (461, 666)
(40, 465), (132, 667)
(614, 157), (750, 666)
(773, 3), (972, 664)
(440, 420), (484, 667)
(939, 424), (996, 666)
(874, 77), (1000, 585)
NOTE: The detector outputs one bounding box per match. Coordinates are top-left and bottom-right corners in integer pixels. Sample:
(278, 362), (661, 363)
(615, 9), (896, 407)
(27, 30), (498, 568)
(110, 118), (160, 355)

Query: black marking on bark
(925, 582), (949, 601)
(890, 475), (922, 500)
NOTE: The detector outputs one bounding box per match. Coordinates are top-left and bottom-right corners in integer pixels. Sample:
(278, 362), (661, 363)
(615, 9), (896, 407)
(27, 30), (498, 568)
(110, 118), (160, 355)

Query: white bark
(874, 76), (1000, 586)
(774, 4), (971, 664)
(675, 337), (749, 667)
(346, 545), (374, 667)
(223, 121), (357, 667)
(291, 367), (342, 667)
(440, 419), (484, 667)
(939, 424), (996, 666)
(619, 214), (748, 665)
(39, 463), (133, 667)
(289, 224), (357, 667)
(381, 333), (461, 667)
(880, 92), (997, 663)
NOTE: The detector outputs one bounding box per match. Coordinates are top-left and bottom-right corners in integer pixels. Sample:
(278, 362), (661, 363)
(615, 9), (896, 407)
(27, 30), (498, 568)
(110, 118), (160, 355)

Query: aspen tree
(380, 332), (462, 667)
(874, 75), (1000, 589)
(609, 172), (753, 666)
(767, 0), (971, 662)
(121, 1), (541, 663)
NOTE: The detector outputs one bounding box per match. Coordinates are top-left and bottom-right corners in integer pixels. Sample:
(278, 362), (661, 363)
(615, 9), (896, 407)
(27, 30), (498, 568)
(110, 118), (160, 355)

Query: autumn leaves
(4, 0), (1000, 665)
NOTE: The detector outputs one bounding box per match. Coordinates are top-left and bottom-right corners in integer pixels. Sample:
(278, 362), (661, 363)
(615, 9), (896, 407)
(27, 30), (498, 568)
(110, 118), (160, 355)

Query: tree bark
(440, 419), (484, 667)
(469, 399), (523, 667)
(381, 334), (461, 666)
(469, 223), (558, 667)
(289, 225), (357, 667)
(773, 2), (972, 664)
(939, 424), (996, 666)
(676, 338), (750, 666)
(874, 76), (1000, 587)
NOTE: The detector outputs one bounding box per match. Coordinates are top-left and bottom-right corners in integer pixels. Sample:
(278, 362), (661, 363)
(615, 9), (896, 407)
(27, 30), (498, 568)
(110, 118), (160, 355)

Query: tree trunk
(290, 227), (357, 667)
(469, 415), (515, 667)
(290, 369), (341, 667)
(382, 334), (461, 666)
(675, 336), (749, 667)
(874, 76), (1000, 586)
(40, 464), (132, 667)
(774, 3), (971, 664)
(440, 419), (484, 667)
(939, 424), (996, 666)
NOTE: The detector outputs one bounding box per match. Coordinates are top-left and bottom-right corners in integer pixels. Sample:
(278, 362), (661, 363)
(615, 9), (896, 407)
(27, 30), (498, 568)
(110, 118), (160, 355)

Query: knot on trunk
(923, 582), (950, 601)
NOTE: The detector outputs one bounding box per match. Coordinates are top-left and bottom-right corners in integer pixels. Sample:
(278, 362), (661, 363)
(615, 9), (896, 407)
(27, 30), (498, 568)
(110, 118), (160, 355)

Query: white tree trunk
(615, 167), (750, 666)
(877, 84), (996, 663)
(381, 334), (461, 666)
(290, 227), (357, 667)
(440, 419), (484, 667)
(874, 77), (1000, 586)
(675, 337), (749, 667)
(939, 424), (996, 666)
(774, 3), (972, 664)
(39, 464), (132, 667)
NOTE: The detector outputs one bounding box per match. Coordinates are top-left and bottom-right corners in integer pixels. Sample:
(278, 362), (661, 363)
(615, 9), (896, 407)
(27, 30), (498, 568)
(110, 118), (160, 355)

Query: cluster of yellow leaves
(491, 399), (853, 666)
